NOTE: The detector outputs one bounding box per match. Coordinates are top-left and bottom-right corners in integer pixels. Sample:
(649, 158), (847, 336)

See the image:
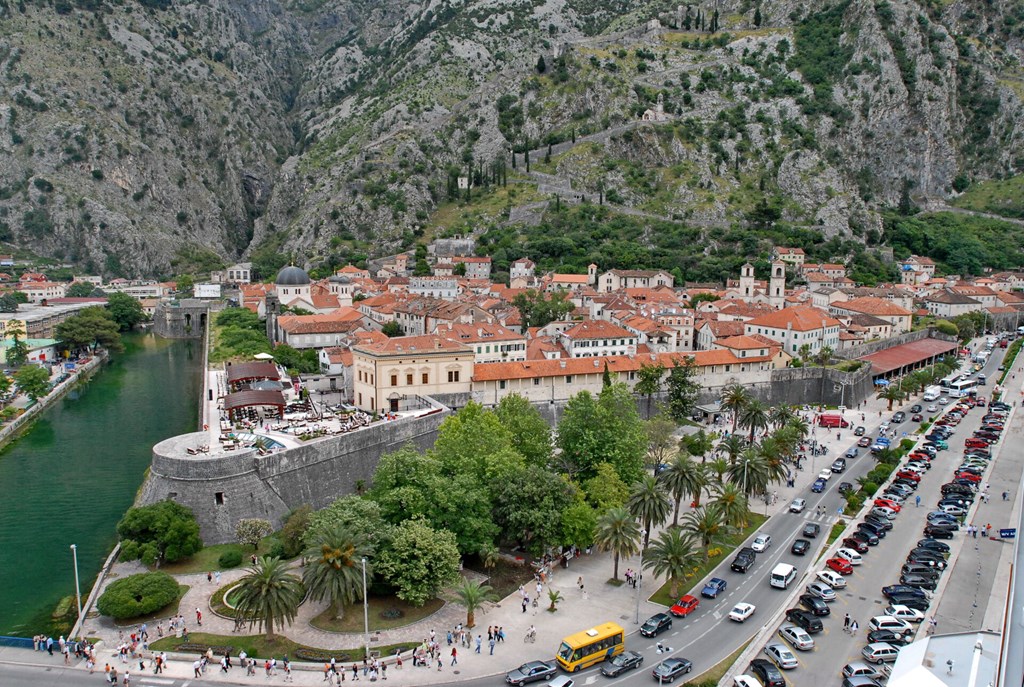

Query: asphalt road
(745, 341), (1012, 686)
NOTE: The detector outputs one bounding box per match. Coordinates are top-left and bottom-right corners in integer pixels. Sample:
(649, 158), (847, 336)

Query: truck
(923, 386), (942, 402)
(818, 413), (850, 428)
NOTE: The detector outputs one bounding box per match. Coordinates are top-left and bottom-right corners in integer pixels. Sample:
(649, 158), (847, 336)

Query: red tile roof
(857, 338), (958, 375)
(353, 334), (472, 357)
(561, 319), (635, 340)
(746, 305), (840, 331)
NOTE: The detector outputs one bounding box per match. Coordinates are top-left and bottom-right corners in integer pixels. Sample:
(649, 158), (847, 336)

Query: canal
(0, 333), (202, 635)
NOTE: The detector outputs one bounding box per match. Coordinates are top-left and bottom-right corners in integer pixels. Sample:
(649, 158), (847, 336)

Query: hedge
(97, 572), (180, 620)
(218, 550), (243, 568)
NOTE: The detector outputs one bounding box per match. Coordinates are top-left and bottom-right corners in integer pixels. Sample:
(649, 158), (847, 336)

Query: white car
(938, 397), (950, 405)
(751, 534), (772, 552)
(869, 615), (914, 635)
(818, 469), (832, 482)
(836, 547), (863, 565)
(879, 421), (891, 432)
(764, 643), (799, 670)
(733, 677), (762, 687)
(728, 602), (756, 622)
(790, 498), (807, 513)
(927, 404), (939, 412)
(817, 569), (847, 588)
(884, 604), (925, 623)
(805, 581), (836, 601)
(778, 624), (815, 651)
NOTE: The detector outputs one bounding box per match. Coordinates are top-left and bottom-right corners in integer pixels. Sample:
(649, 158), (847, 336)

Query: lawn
(310, 596), (445, 633)
(156, 539), (281, 575)
(149, 632), (418, 663)
(648, 512), (768, 606)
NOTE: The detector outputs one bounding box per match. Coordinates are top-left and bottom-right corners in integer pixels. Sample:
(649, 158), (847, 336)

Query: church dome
(275, 265), (311, 286)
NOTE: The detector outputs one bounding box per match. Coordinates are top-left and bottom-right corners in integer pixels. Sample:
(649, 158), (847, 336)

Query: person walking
(916, 495), (921, 508)
(451, 648), (457, 666)
(844, 613), (851, 632)
(1003, 491), (1009, 501)
(850, 620), (859, 635)
(489, 637), (496, 655)
(475, 635), (482, 654)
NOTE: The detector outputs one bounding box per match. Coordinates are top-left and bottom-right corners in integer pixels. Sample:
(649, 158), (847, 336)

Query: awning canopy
(223, 390), (286, 417)
(226, 362), (280, 385)
(858, 338), (958, 376)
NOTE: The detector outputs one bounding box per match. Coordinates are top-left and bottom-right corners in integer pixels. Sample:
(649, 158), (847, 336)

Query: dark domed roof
(276, 265), (311, 286)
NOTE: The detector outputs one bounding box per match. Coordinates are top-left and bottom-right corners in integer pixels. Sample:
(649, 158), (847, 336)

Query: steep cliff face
(0, 0), (1020, 276)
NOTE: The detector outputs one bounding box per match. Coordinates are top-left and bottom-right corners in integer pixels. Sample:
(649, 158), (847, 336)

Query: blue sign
(1000, 529), (1016, 539)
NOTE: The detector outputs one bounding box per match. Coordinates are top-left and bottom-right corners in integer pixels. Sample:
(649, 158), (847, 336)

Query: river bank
(0, 333), (203, 636)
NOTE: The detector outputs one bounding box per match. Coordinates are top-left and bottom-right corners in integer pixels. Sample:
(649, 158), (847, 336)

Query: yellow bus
(555, 621), (625, 672)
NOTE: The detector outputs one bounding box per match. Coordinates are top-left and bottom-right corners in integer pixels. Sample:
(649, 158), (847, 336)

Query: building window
(725, 365), (731, 372)
(533, 378), (541, 386)
(215, 492), (225, 506)
(406, 373), (413, 385)
(448, 370), (460, 383)
(565, 375), (573, 384)
(422, 373), (428, 384)
(391, 374), (398, 386)
(499, 381), (506, 390)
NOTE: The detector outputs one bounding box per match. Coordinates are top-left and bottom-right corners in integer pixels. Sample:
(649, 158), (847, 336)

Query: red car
(909, 452), (932, 462)
(874, 498), (902, 512)
(895, 470), (921, 482)
(965, 438), (989, 449)
(669, 594), (700, 617)
(955, 472), (982, 483)
(826, 557), (854, 575)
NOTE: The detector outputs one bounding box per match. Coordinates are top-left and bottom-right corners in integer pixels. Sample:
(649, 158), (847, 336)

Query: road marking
(584, 676), (598, 684)
(140, 680), (175, 686)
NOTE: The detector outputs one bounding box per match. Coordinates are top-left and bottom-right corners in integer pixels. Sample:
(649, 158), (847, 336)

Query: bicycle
(524, 630), (536, 643)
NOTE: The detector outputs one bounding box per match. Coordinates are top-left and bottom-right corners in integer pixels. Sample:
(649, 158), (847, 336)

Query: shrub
(219, 549), (243, 568)
(294, 648), (355, 662)
(97, 572), (180, 620)
(860, 481), (879, 496)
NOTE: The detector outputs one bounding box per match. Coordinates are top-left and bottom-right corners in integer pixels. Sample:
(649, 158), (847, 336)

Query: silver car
(764, 642), (799, 670)
(778, 624), (815, 651)
(806, 581), (836, 601)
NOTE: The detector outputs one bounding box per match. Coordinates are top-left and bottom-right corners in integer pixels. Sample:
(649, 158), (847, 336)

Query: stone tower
(739, 263), (755, 300)
(769, 260), (786, 309)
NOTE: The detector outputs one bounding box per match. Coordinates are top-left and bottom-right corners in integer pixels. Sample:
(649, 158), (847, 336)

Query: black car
(938, 497), (973, 509)
(842, 537), (870, 553)
(652, 657), (692, 682)
(902, 563), (941, 579)
(910, 405), (922, 413)
(748, 658), (787, 687)
(798, 594), (831, 616)
(901, 574), (939, 590)
(731, 547), (756, 573)
(887, 593), (930, 611)
(791, 539), (810, 555)
(850, 529), (878, 546)
(924, 524), (956, 539)
(505, 660), (558, 685)
(803, 523), (821, 538)
(857, 522), (887, 540)
(892, 411), (906, 423)
(907, 550), (947, 568)
(864, 514), (894, 531)
(639, 613), (672, 638)
(942, 483), (974, 496)
(882, 585), (927, 599)
(600, 650), (643, 677)
(832, 458), (847, 473)
(868, 629), (912, 646)
(916, 539), (951, 554)
(839, 481), (854, 494)
(785, 608), (823, 633)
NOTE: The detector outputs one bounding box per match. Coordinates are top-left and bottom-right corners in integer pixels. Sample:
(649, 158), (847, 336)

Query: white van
(770, 563), (798, 589)
(923, 386), (941, 402)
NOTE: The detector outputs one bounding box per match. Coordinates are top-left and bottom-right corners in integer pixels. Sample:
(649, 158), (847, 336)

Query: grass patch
(952, 174), (1024, 220)
(648, 512), (768, 606)
(826, 519), (848, 547)
(310, 596), (444, 633)
(999, 339), (1022, 386)
(156, 539), (280, 576)
(149, 632), (417, 662)
(685, 638), (752, 686)
(114, 585), (190, 628)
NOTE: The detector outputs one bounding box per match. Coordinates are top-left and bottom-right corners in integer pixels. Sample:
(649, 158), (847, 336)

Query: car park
(870, 506), (898, 521)
(799, 594), (831, 616)
(843, 661), (884, 679)
(669, 595), (700, 617)
(916, 539), (950, 554)
(817, 569), (847, 588)
(901, 563), (941, 578)
(874, 497), (902, 511)
(728, 602), (757, 623)
(764, 643), (799, 670)
(505, 660), (558, 685)
(652, 657), (693, 683)
(786, 608), (824, 633)
(803, 523), (821, 538)
(748, 658), (786, 687)
(731, 547), (756, 573)
(752, 534), (772, 552)
(806, 581), (836, 601)
(864, 514), (894, 531)
(940, 504), (967, 516)
(790, 498), (807, 513)
(702, 577), (727, 599)
(732, 676), (762, 687)
(867, 629), (911, 646)
(923, 524), (958, 539)
(826, 557), (854, 575)
(857, 522), (887, 540)
(886, 594), (930, 612)
(842, 536), (870, 552)
(790, 538), (810, 555)
(600, 651), (643, 677)
(778, 624), (815, 650)
(836, 547), (863, 565)
(640, 613), (673, 637)
(882, 585), (927, 599)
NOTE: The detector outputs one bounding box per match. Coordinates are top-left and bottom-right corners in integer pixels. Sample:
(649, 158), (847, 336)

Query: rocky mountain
(0, 0), (1021, 277)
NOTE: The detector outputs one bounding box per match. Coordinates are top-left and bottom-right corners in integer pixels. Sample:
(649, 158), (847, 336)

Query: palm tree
(659, 454), (705, 526)
(302, 524), (372, 620)
(785, 416), (810, 443)
(547, 589), (563, 611)
(232, 556), (304, 641)
(725, 448), (770, 500)
(594, 507), (641, 580)
(877, 384), (906, 410)
(769, 405), (795, 429)
(815, 345), (834, 367)
(709, 482), (749, 529)
(706, 456), (729, 488)
(627, 475), (672, 548)
(771, 426), (799, 459)
(738, 399), (770, 442)
(453, 578), (497, 628)
(716, 434), (746, 465)
(642, 528), (701, 599)
(681, 505), (731, 562)
(720, 384), (751, 434)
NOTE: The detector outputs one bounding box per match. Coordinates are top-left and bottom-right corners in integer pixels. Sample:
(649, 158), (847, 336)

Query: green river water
(0, 333), (202, 635)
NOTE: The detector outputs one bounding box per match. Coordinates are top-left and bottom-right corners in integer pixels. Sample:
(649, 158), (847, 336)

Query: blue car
(701, 577), (727, 599)
(812, 477), (827, 493)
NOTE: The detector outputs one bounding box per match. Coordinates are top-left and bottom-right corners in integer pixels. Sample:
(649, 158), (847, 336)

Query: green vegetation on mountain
(951, 175), (1024, 220)
(884, 212), (1024, 276)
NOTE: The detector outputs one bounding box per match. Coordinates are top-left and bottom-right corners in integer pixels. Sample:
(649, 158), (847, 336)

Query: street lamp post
(70, 544), (82, 639)
(361, 557), (370, 660)
(634, 551), (642, 625)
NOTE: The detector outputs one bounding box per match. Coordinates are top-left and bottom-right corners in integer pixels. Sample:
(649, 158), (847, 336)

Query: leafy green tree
(106, 292), (147, 330)
(594, 506), (641, 580)
(302, 523), (373, 620)
(280, 505), (312, 557)
(665, 357), (701, 422)
(642, 528), (700, 599)
(454, 578), (497, 628)
(381, 321), (404, 337)
(626, 475), (671, 548)
(646, 414), (677, 468)
(536, 55), (547, 73)
(97, 572), (180, 620)
(493, 465), (575, 555)
(14, 365), (50, 401)
(431, 401), (523, 483)
(659, 454), (706, 525)
(0, 293), (20, 313)
(681, 505), (731, 562)
(934, 320), (959, 337)
(453, 262), (467, 277)
(377, 518), (460, 606)
(511, 289), (575, 329)
(116, 500), (202, 564)
(7, 334), (30, 367)
(494, 394), (552, 467)
(680, 429), (714, 463)
(560, 499), (597, 549)
(635, 362), (665, 419)
(217, 307), (263, 329)
(720, 383), (751, 434)
(596, 383), (647, 483)
(233, 557), (304, 640)
(66, 282), (97, 298)
(175, 274), (195, 296)
(583, 462), (630, 512)
(235, 518), (273, 549)
(55, 307), (123, 353)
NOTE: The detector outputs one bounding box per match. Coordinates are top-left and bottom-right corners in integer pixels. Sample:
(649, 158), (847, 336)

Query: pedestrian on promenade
(451, 648), (458, 666)
(850, 620), (858, 635)
(916, 495), (921, 507)
(206, 571), (212, 584)
(1004, 491), (1009, 501)
(522, 597), (528, 613)
(475, 635), (482, 653)
(844, 613), (850, 632)
(489, 638), (496, 655)
(195, 608), (202, 626)
(498, 627), (505, 642)
(214, 571), (221, 584)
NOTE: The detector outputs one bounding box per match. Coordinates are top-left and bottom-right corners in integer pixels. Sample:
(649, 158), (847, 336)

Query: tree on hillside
(302, 523), (373, 620)
(55, 307), (123, 353)
(14, 364), (49, 401)
(116, 500), (202, 565)
(233, 557), (303, 640)
(105, 292), (147, 330)
(175, 274), (195, 297)
(66, 282), (96, 298)
(594, 506), (641, 580)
